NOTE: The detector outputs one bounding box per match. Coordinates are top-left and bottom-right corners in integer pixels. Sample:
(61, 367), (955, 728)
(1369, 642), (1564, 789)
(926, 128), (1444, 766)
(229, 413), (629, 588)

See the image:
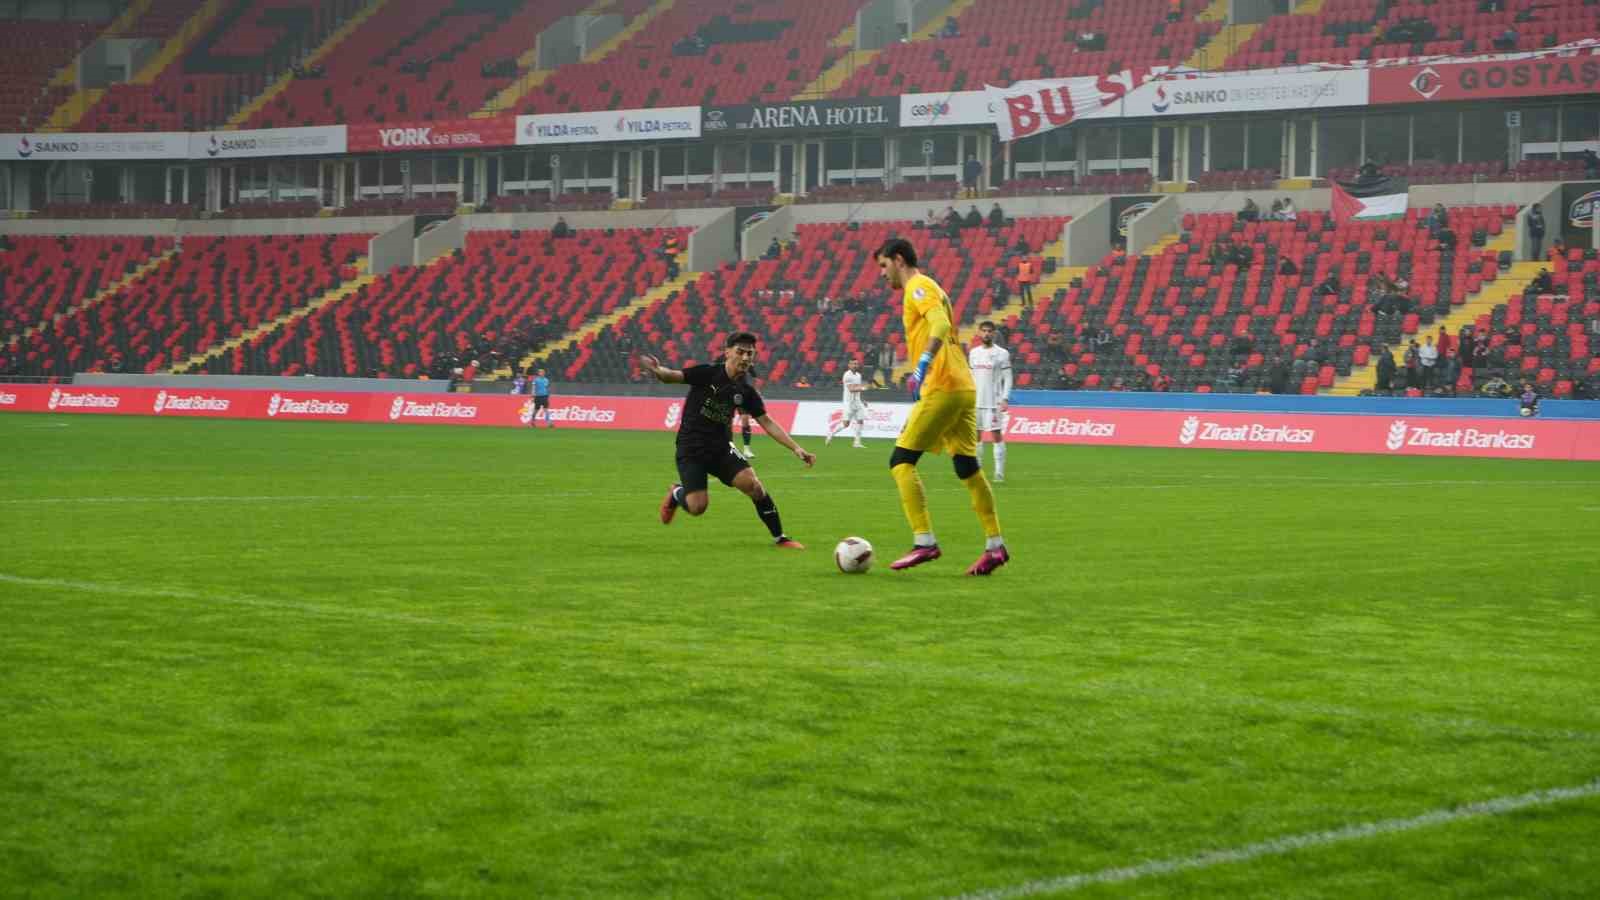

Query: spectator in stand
(1478, 0), (1505, 11)
(1437, 325), (1453, 360)
(1016, 256), (1037, 311)
(1358, 158), (1382, 181)
(1527, 205), (1546, 260)
(794, 375), (812, 389)
(1229, 243), (1253, 267)
(552, 216), (571, 239)
(940, 16), (960, 38)
(1529, 268), (1555, 295)
(943, 206), (962, 238)
(1418, 334), (1439, 388)
(1239, 198), (1261, 222)
(962, 155), (984, 198)
(1269, 198), (1284, 220)
(1427, 203), (1449, 239)
(987, 202), (1006, 228)
(1494, 26), (1519, 50)
(877, 342), (896, 377)
(1376, 345), (1397, 394)
(963, 205), (983, 229)
(1278, 256), (1299, 275)
(1474, 328), (1491, 366)
(1209, 240), (1233, 267)
(1277, 197), (1298, 221)
(1438, 226), (1458, 252)
(1520, 381), (1540, 415)
(1481, 375), (1513, 397)
(1548, 239), (1566, 264)
(924, 209), (941, 229)
(764, 237), (782, 259)
(1268, 355), (1290, 394)
(1404, 340), (1421, 389)
(1316, 272), (1341, 297)
(1167, 0), (1184, 22)
(1459, 325), (1476, 366)
(1582, 148), (1600, 179)
(1439, 349), (1462, 395)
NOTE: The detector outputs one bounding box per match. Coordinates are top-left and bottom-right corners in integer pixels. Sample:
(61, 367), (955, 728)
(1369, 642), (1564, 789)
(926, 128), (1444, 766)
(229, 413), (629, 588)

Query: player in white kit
(968, 321), (1013, 482)
(825, 358), (868, 447)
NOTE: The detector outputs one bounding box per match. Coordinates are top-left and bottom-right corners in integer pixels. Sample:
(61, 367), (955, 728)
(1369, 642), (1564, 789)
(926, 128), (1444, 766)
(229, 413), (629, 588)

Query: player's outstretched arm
(755, 414), (815, 467)
(638, 353), (684, 384)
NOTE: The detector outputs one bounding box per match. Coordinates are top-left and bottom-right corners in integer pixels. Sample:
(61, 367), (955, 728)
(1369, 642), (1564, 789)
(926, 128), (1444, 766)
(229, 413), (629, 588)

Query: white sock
(986, 535), (1006, 551)
(976, 442), (987, 464)
(994, 442), (1007, 478)
(852, 421), (863, 441)
(914, 532), (937, 548)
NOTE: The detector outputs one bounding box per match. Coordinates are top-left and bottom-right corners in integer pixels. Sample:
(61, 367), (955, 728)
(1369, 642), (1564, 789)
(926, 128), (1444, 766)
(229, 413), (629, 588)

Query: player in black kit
(639, 332), (814, 549)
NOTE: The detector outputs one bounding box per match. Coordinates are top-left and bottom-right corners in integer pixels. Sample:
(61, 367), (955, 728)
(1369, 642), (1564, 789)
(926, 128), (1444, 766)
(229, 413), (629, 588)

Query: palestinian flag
(1332, 174), (1408, 225)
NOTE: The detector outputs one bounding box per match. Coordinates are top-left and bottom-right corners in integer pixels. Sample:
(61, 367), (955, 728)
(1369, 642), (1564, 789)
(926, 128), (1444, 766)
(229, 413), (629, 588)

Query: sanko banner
(3, 385), (1596, 461)
(189, 125), (347, 159)
(4, 132), (189, 160)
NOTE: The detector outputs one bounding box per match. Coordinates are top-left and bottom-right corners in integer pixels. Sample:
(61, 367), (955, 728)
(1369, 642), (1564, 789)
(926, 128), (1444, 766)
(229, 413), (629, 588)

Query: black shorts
(534, 396), (549, 410)
(676, 445), (750, 493)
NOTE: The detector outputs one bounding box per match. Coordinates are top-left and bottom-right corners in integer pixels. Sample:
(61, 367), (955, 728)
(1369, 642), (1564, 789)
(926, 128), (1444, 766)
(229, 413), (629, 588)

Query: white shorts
(977, 407), (1008, 433)
(841, 403), (867, 422)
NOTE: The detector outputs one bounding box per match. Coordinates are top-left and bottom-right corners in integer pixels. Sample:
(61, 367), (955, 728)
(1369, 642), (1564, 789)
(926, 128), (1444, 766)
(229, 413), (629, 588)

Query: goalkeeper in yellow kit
(874, 238), (1010, 575)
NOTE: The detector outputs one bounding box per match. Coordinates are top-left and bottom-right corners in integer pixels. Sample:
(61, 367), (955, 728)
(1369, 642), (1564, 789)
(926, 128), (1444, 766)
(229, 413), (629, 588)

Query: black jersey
(677, 363), (766, 454)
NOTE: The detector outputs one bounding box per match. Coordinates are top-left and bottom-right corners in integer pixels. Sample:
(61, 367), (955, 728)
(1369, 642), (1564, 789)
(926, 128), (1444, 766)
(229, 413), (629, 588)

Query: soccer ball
(834, 537), (874, 574)
(1519, 406), (1534, 417)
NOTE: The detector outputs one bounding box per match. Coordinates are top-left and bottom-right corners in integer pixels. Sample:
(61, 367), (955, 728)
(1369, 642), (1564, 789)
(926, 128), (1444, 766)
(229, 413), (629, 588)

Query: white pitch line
(948, 779), (1600, 900)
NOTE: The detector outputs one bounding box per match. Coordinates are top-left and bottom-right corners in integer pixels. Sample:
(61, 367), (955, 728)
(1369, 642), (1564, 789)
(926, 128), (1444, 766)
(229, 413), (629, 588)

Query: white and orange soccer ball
(834, 537), (874, 574)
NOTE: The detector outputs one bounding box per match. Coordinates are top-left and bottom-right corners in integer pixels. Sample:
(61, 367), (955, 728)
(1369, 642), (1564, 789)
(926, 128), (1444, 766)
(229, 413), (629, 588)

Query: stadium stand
(194, 227), (690, 379)
(1010, 206), (1519, 394)
(0, 236), (172, 341)
(518, 0), (863, 114)
(247, 0), (592, 128)
(548, 216), (1069, 386)
(0, 18), (105, 130)
(9, 235), (369, 377)
(834, 0), (1221, 98)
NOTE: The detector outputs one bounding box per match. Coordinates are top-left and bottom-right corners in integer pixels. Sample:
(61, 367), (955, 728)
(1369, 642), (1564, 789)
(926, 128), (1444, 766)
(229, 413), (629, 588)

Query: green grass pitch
(2, 413), (1598, 898)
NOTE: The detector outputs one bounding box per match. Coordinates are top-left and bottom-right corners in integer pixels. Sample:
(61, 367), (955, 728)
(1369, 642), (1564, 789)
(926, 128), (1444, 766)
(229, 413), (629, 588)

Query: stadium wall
(0, 217), (407, 236)
(1126, 196), (1179, 255)
(368, 219), (414, 276)
(1063, 199), (1112, 265)
(1514, 185), (1564, 261)
(7, 386), (1596, 460)
(72, 374), (451, 394)
(414, 216), (465, 267)
(742, 205), (795, 261)
(686, 207), (737, 272)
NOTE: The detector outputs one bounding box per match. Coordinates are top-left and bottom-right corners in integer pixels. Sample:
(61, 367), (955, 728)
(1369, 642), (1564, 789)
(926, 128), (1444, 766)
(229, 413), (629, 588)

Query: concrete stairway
(226, 0), (394, 128)
(170, 258), (375, 373)
(476, 0), (677, 117)
(500, 268), (697, 377)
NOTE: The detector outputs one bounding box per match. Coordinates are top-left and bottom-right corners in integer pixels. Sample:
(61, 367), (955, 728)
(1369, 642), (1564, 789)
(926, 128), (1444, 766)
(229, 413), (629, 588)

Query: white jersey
(969, 344), (1013, 409)
(841, 370), (865, 408)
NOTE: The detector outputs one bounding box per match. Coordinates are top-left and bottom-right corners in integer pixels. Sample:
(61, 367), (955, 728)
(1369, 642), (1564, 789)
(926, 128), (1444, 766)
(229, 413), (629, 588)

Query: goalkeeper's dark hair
(875, 238), (918, 268)
(726, 331), (758, 348)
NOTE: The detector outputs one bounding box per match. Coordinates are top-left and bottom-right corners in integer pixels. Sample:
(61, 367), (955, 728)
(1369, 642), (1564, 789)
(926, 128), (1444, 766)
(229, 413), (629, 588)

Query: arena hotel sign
(703, 98), (898, 133)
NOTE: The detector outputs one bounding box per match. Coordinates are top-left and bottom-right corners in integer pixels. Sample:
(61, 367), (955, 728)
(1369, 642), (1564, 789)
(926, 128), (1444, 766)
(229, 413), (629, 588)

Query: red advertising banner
(345, 117), (517, 153)
(1370, 57), (1600, 105)
(2, 385), (1595, 461)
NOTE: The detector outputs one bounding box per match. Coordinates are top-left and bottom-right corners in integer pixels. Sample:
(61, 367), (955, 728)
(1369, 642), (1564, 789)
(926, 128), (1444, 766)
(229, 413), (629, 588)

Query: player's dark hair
(875, 238), (918, 268)
(726, 331), (758, 348)
(979, 320), (996, 329)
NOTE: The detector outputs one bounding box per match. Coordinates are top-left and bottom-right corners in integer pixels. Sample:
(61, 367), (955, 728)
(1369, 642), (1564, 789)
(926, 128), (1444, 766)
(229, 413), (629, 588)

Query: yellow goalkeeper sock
(962, 470), (1003, 539)
(891, 462), (933, 539)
